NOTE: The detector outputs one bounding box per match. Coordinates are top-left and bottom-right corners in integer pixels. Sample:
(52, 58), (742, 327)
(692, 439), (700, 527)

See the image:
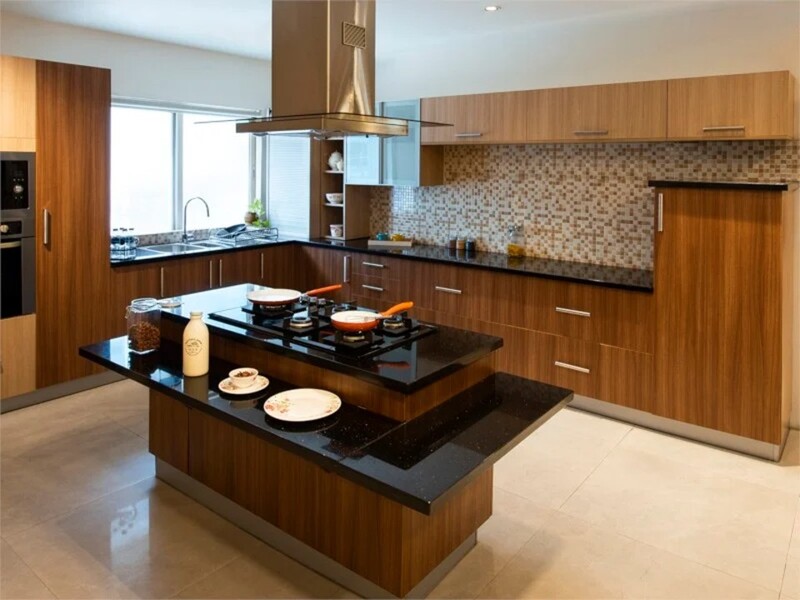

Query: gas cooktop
(208, 298), (437, 360)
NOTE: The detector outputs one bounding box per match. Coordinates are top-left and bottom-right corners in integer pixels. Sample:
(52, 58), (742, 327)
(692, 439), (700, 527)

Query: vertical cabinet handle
(657, 193), (664, 233)
(343, 255), (351, 283)
(43, 209), (51, 246)
(209, 260), (213, 288)
(219, 259), (223, 287)
(260, 253), (264, 280)
(160, 267), (164, 298)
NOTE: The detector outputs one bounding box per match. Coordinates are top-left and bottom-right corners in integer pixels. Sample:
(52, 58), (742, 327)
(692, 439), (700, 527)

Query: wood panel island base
(81, 284), (572, 598)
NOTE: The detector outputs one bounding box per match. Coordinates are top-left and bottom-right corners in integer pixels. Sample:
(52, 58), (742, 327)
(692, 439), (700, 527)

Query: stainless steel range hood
(237, 0), (413, 138)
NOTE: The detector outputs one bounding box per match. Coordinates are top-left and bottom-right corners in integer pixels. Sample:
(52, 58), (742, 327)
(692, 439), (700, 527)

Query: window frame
(111, 96), (263, 233)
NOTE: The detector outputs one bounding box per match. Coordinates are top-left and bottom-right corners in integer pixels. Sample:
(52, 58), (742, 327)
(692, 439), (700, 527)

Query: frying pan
(247, 284), (342, 307)
(331, 301), (414, 333)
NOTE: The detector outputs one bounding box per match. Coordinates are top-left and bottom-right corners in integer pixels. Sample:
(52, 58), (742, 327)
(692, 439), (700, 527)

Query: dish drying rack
(209, 226), (279, 246)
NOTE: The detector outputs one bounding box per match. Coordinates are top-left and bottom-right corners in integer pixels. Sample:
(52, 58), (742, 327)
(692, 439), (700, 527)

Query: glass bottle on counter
(126, 297), (161, 354)
(506, 224), (525, 257)
(183, 311), (209, 376)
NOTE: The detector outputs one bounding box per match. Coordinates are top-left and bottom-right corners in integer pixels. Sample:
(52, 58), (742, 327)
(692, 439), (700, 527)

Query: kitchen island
(81, 284), (572, 598)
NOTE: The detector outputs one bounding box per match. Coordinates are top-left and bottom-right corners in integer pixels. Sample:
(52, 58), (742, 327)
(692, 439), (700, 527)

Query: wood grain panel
(0, 55), (37, 150)
(667, 71), (794, 140)
(343, 184), (371, 240)
(149, 390), (189, 472)
(0, 314), (36, 399)
(301, 245), (350, 301)
(162, 255), (214, 297)
(598, 345), (654, 412)
(36, 60), (112, 387)
(654, 187), (783, 443)
(188, 407), (235, 496)
(219, 249), (260, 287)
(780, 189), (795, 434)
(421, 91), (526, 145)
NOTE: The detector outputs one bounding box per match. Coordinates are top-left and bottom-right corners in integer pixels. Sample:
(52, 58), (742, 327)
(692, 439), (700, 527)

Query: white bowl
(229, 367), (259, 389)
(326, 193), (343, 204)
(330, 224), (344, 237)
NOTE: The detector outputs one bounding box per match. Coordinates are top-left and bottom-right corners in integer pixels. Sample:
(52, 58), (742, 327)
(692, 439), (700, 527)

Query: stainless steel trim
(555, 307), (591, 318)
(160, 267), (165, 298)
(657, 193), (664, 233)
(555, 361), (590, 374)
(453, 132), (482, 138)
(0, 241), (22, 249)
(343, 255), (351, 283)
(43, 209), (50, 246)
(435, 285), (462, 295)
(209, 260), (213, 288)
(260, 253), (264, 280)
(218, 259), (223, 286)
(362, 261), (385, 269)
(361, 284), (384, 292)
(702, 125), (745, 132)
(573, 129), (609, 135)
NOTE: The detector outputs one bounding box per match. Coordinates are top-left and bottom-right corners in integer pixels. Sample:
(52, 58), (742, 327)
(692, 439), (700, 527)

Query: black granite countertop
(110, 238), (295, 267)
(301, 239), (653, 292)
(80, 337), (571, 514)
(159, 284), (503, 393)
(648, 180), (792, 191)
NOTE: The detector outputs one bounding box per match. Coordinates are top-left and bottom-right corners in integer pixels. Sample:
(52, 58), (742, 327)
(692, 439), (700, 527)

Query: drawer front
(598, 345), (654, 412)
(352, 253), (407, 279)
(550, 336), (599, 398)
(352, 272), (403, 305)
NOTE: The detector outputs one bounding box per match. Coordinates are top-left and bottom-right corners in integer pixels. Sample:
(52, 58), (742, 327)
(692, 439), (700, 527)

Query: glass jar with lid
(126, 297), (161, 354)
(506, 224), (525, 257)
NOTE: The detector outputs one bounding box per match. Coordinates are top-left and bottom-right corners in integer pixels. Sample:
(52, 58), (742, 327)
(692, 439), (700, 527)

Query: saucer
(218, 375), (269, 395)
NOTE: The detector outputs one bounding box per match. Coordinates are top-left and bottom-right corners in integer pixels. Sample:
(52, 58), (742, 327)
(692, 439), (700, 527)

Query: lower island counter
(80, 284), (572, 598)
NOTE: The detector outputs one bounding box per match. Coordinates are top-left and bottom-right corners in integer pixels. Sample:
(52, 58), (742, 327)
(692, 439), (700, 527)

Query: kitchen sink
(191, 240), (234, 249)
(142, 243), (206, 254)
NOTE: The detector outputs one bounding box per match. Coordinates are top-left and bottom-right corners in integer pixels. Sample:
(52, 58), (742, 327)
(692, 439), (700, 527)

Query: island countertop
(158, 284), (504, 394)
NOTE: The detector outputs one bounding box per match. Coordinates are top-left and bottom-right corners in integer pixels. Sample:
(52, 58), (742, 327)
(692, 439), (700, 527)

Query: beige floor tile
(619, 427), (800, 495)
(3, 478), (259, 599)
(494, 407), (631, 509)
(781, 508), (800, 600)
(0, 539), (55, 600)
(560, 444), (797, 591)
(477, 511), (777, 599)
(429, 488), (555, 599)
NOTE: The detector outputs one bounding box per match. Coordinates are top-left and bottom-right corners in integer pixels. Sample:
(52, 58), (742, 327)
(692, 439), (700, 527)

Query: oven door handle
(0, 241), (22, 249)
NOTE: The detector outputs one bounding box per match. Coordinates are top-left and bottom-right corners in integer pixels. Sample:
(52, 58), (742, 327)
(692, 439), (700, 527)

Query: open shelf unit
(313, 138), (370, 241)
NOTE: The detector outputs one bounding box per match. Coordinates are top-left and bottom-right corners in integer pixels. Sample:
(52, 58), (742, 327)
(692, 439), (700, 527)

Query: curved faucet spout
(182, 196), (210, 243)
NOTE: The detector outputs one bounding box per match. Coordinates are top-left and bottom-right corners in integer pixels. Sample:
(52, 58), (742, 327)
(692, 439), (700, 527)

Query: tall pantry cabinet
(36, 60), (113, 387)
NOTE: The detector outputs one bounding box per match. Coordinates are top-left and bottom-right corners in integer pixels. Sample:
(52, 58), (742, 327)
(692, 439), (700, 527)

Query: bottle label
(184, 338), (204, 356)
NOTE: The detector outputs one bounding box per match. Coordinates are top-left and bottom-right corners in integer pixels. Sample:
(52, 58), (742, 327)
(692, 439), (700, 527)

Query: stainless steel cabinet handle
(362, 284), (384, 292)
(454, 132), (483, 138)
(219, 259), (223, 287)
(160, 267), (165, 298)
(702, 125), (745, 132)
(555, 307), (591, 318)
(260, 253), (264, 280)
(573, 129), (609, 136)
(209, 260), (213, 288)
(657, 193), (664, 233)
(43, 209), (51, 246)
(0, 241), (22, 249)
(555, 361), (591, 374)
(435, 285), (462, 295)
(362, 261), (385, 269)
(343, 255), (351, 283)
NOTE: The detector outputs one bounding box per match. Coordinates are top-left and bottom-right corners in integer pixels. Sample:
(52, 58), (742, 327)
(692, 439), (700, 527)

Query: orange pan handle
(379, 301), (414, 318)
(305, 284), (343, 297)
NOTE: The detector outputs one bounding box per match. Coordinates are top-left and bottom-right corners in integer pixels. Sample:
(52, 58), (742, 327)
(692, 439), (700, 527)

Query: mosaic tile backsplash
(369, 141), (800, 270)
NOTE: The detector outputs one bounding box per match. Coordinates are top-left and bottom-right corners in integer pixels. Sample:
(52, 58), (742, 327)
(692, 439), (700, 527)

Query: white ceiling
(0, 0), (738, 61)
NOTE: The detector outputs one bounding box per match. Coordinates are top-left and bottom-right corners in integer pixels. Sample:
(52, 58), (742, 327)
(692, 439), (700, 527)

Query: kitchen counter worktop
(79, 337), (571, 513)
(302, 239), (654, 292)
(159, 284), (503, 393)
(648, 179), (792, 191)
(110, 237), (295, 267)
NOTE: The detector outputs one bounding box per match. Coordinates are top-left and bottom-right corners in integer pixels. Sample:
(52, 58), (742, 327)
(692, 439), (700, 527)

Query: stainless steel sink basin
(143, 243), (206, 254)
(135, 247), (172, 258)
(191, 240), (233, 249)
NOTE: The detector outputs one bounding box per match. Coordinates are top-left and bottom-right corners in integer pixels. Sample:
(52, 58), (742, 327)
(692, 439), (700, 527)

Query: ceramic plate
(218, 375), (270, 395)
(264, 389), (342, 422)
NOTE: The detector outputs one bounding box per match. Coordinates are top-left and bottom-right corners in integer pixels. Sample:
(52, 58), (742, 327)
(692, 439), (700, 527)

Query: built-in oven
(1, 152), (36, 319)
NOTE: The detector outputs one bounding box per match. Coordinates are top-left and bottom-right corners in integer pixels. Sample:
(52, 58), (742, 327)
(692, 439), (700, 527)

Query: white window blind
(267, 136), (311, 238)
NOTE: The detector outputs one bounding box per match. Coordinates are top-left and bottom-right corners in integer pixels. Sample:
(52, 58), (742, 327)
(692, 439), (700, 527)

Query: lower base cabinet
(0, 314), (37, 399)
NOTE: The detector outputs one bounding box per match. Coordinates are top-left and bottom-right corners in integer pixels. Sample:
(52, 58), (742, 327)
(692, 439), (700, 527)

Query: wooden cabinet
(667, 71), (794, 140)
(36, 60), (112, 387)
(653, 186), (792, 444)
(0, 315), (36, 398)
(218, 250), (260, 287)
(526, 80), (667, 142)
(0, 55), (37, 151)
(314, 139), (371, 241)
(421, 91), (527, 145)
(301, 246), (350, 302)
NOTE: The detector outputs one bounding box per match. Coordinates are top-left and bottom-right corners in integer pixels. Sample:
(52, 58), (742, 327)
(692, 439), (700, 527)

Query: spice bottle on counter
(183, 311), (209, 376)
(506, 224), (525, 257)
(126, 298), (160, 354)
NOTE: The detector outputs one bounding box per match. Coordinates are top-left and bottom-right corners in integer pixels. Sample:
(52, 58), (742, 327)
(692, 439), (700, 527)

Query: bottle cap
(190, 311), (203, 317)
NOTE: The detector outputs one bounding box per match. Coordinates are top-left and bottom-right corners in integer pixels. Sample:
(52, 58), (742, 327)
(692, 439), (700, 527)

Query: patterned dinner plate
(263, 389), (342, 422)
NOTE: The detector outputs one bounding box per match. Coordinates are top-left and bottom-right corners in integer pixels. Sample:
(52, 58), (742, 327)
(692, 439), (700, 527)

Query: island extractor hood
(237, 0), (439, 139)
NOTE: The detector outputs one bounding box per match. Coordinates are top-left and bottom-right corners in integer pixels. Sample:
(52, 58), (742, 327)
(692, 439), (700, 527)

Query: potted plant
(245, 198), (262, 225)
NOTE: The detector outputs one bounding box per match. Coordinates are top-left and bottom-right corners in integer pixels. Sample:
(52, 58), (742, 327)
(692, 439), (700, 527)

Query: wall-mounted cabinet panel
(526, 81), (667, 142)
(0, 55), (37, 151)
(667, 71), (794, 140)
(421, 92), (526, 145)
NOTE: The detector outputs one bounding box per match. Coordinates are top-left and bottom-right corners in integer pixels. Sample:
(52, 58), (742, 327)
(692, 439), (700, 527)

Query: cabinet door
(161, 256), (214, 298)
(654, 187), (782, 443)
(421, 92), (526, 145)
(301, 246), (350, 302)
(382, 100), (421, 187)
(36, 60), (112, 387)
(1, 56), (37, 151)
(420, 95), (459, 144)
(219, 250), (260, 287)
(526, 81), (667, 142)
(111, 262), (160, 336)
(344, 135), (380, 185)
(667, 71), (794, 140)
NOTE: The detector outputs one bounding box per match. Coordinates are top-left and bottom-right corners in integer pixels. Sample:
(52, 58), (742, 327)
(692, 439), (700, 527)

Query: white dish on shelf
(218, 375), (270, 395)
(325, 193), (343, 204)
(264, 388), (342, 422)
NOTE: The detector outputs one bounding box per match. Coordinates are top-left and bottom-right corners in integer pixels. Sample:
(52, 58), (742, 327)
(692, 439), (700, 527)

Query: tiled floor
(1, 381), (798, 599)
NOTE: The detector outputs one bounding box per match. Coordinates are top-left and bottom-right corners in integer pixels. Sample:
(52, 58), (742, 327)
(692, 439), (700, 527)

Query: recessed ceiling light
(484, 5), (501, 12)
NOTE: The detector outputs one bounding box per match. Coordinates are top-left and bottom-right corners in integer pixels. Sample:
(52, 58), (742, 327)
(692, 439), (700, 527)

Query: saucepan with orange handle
(246, 284), (342, 307)
(331, 301), (414, 333)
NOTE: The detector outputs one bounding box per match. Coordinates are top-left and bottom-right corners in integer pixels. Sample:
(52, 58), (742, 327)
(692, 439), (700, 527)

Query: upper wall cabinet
(525, 81), (667, 142)
(0, 55), (37, 151)
(421, 91), (527, 145)
(667, 71), (795, 140)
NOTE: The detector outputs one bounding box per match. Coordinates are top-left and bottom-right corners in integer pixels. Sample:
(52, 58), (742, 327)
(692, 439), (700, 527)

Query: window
(266, 136), (311, 239)
(111, 100), (259, 235)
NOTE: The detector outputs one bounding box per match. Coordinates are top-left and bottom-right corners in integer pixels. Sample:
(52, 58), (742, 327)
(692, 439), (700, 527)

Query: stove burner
(289, 315), (313, 328)
(342, 332), (366, 343)
(382, 317), (405, 329)
(331, 303), (356, 314)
